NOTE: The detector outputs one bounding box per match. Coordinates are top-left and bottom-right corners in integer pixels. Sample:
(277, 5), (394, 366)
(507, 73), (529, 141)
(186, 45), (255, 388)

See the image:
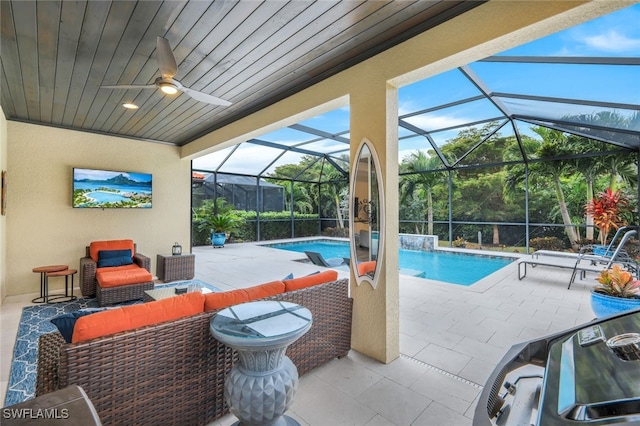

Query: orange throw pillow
(283, 270), (338, 292)
(357, 261), (376, 276)
(72, 292), (205, 343)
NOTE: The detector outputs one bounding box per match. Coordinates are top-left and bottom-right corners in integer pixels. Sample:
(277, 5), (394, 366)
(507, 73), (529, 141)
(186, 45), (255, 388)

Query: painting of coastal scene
(73, 168), (152, 208)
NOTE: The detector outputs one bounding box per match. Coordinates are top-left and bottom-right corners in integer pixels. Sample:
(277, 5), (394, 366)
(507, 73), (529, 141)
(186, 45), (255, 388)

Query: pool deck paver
(1, 239), (598, 425)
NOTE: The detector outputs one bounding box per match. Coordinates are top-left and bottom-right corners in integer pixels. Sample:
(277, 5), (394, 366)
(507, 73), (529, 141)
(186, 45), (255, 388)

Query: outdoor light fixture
(159, 82), (178, 95)
(172, 242), (182, 256)
(122, 103), (138, 109)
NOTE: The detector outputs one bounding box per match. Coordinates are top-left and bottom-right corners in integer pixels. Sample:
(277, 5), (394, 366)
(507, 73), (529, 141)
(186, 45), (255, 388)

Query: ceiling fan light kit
(159, 83), (178, 95)
(101, 36), (231, 107)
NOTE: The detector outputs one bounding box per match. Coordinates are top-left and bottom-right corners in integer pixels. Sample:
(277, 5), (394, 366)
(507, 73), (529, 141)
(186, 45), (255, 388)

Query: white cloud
(403, 114), (469, 132)
(583, 30), (640, 53)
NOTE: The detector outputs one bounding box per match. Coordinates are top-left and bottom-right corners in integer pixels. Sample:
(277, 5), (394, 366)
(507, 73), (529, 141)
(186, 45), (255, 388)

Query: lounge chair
(304, 251), (346, 268)
(569, 229), (638, 286)
(532, 226), (636, 260)
(518, 230), (638, 289)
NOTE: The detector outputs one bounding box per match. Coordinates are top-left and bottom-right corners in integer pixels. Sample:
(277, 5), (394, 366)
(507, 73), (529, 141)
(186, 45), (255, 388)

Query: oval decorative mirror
(349, 138), (384, 289)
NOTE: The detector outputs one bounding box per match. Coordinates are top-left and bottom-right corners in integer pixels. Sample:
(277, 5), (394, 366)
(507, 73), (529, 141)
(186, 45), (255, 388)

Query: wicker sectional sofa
(36, 277), (352, 426)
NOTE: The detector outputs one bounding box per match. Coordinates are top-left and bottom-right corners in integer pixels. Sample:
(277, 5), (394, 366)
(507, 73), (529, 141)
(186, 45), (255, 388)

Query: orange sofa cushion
(72, 292), (205, 343)
(96, 266), (153, 288)
(204, 280), (285, 312)
(245, 280), (285, 300)
(90, 239), (135, 262)
(283, 270), (338, 292)
(204, 288), (250, 312)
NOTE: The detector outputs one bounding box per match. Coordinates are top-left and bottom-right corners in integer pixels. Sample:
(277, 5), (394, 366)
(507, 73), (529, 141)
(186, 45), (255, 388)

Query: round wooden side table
(46, 269), (78, 303)
(31, 265), (68, 303)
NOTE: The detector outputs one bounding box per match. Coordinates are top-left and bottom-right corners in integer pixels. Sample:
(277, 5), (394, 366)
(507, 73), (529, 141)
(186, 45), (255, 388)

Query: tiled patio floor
(1, 240), (597, 425)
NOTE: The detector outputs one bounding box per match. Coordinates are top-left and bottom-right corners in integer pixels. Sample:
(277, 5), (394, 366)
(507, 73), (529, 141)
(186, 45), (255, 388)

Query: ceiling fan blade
(181, 87), (232, 106)
(156, 36), (178, 79)
(100, 84), (156, 90)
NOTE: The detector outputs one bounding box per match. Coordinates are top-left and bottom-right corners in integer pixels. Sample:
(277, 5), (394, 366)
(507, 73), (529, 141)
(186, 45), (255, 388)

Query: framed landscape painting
(73, 168), (152, 208)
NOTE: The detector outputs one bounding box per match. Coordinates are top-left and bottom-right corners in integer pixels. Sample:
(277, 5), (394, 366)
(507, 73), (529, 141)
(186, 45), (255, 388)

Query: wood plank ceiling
(1, 0), (481, 146)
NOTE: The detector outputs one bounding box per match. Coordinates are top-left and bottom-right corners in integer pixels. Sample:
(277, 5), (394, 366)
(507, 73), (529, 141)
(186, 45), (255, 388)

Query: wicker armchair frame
(37, 278), (352, 426)
(79, 244), (152, 305)
(96, 279), (154, 306)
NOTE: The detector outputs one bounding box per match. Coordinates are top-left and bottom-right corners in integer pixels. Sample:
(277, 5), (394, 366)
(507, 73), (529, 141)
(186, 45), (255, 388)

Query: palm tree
(564, 110), (639, 239)
(566, 136), (606, 240)
(530, 127), (580, 248)
(317, 159), (349, 229)
(399, 151), (444, 235)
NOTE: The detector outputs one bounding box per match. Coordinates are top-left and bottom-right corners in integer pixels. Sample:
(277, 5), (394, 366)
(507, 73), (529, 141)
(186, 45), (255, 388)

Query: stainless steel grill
(474, 308), (640, 425)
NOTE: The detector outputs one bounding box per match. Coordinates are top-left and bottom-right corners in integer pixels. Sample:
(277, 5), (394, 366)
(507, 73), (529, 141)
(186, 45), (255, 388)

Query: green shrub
(529, 236), (565, 251)
(191, 210), (321, 245)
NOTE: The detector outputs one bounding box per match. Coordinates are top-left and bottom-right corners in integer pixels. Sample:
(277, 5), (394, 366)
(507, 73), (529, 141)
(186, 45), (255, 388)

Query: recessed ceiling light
(122, 103), (138, 109)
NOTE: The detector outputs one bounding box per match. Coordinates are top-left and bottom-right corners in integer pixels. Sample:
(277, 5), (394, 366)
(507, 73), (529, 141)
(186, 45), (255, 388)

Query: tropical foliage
(193, 198), (244, 238)
(191, 112), (637, 249)
(585, 188), (630, 245)
(595, 265), (640, 299)
(266, 154), (349, 229)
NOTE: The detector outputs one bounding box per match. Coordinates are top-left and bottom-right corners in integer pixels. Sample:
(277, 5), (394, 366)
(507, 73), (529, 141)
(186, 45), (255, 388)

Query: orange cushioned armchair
(80, 239), (153, 306)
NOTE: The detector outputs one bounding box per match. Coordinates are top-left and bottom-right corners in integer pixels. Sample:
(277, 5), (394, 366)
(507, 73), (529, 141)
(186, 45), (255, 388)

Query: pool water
(264, 239), (514, 286)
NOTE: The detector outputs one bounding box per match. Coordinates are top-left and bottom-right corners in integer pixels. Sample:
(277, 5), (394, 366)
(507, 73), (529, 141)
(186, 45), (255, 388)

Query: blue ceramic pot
(590, 290), (640, 318)
(211, 232), (226, 247)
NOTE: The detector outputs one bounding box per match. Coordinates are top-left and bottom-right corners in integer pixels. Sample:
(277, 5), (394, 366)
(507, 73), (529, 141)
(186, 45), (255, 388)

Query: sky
(192, 4), (640, 175)
(74, 168), (152, 183)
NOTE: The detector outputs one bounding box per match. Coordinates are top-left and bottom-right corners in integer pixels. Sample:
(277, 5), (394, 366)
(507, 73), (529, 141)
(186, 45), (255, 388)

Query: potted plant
(194, 198), (244, 248)
(591, 264), (640, 318)
(207, 212), (241, 247)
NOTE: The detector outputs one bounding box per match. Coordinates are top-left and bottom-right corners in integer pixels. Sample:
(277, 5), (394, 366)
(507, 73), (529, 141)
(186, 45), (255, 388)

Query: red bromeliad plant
(585, 188), (629, 245)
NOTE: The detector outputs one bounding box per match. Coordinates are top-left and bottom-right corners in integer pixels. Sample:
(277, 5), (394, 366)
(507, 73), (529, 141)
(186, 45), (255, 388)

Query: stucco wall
(6, 122), (191, 297)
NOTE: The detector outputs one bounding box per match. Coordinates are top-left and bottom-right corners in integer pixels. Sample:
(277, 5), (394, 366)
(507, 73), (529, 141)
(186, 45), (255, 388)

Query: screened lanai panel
(398, 69), (481, 112)
(470, 62), (640, 105)
(512, 120), (556, 159)
(403, 98), (505, 137)
(455, 123), (523, 167)
(296, 108), (350, 134)
(331, 156), (349, 173)
(502, 98), (640, 132)
(399, 135), (438, 166)
(520, 119), (640, 150)
(428, 119), (508, 163)
(214, 143), (284, 175)
(399, 125), (421, 139)
(192, 145), (235, 171)
(261, 150), (308, 177)
(300, 139), (349, 154)
(259, 127), (318, 145)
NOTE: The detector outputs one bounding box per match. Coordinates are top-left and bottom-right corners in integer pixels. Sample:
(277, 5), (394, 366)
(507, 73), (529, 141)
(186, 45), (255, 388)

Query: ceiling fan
(101, 36), (232, 107)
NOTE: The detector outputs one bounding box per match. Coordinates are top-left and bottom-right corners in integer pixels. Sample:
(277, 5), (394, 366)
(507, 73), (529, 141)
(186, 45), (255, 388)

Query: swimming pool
(263, 239), (515, 286)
